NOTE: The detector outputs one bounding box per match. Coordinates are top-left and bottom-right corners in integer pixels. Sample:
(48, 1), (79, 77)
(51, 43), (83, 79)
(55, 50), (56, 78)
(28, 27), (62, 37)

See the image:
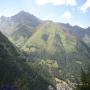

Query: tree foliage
(76, 66), (90, 90)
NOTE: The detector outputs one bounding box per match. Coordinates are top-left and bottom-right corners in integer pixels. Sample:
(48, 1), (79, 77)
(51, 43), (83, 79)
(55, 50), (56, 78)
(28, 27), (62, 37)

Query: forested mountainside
(0, 11), (90, 90)
(0, 31), (72, 90)
(0, 32), (56, 90)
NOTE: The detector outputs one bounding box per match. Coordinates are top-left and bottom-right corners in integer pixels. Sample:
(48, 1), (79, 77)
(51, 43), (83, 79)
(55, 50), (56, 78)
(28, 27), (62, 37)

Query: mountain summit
(11, 11), (40, 26)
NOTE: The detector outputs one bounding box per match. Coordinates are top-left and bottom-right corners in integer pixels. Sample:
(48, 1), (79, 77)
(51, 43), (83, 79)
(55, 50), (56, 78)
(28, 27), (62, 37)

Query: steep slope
(23, 21), (77, 57)
(22, 22), (90, 83)
(0, 32), (29, 89)
(23, 22), (76, 52)
(0, 11), (90, 87)
(10, 25), (33, 47)
(59, 23), (90, 38)
(0, 32), (52, 90)
(10, 11), (41, 47)
(59, 23), (90, 47)
(0, 11), (41, 47)
(11, 11), (40, 27)
(23, 22), (67, 69)
(0, 16), (15, 35)
(0, 32), (19, 59)
(83, 27), (90, 47)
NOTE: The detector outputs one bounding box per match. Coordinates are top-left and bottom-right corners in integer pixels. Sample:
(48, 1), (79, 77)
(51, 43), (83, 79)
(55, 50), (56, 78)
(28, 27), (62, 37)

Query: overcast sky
(0, 0), (90, 28)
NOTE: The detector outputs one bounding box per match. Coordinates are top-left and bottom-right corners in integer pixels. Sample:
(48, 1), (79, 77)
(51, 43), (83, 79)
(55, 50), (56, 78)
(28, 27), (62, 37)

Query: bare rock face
(48, 85), (55, 90)
(56, 83), (72, 90)
(48, 78), (72, 90)
(55, 78), (72, 90)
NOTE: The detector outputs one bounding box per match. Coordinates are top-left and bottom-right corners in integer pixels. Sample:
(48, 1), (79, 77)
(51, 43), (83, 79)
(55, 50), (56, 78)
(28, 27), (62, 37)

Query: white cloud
(36, 0), (77, 6)
(80, 0), (90, 13)
(36, 0), (65, 6)
(66, 0), (77, 6)
(61, 11), (72, 20)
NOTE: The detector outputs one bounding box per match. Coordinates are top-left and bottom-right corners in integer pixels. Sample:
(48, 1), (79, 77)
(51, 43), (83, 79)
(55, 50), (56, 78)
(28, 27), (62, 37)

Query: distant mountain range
(0, 11), (90, 46)
(0, 11), (90, 87)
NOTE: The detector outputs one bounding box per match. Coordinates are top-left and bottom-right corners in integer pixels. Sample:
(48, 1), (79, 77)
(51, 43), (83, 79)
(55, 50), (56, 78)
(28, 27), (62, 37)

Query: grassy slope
(22, 22), (90, 84)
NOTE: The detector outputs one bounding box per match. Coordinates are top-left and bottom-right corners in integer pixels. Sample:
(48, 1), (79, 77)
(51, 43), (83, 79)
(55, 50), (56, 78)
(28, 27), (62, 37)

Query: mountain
(0, 32), (55, 90)
(0, 31), (72, 90)
(0, 32), (19, 59)
(0, 11), (90, 47)
(0, 31), (29, 89)
(0, 16), (15, 35)
(59, 23), (90, 48)
(0, 11), (41, 47)
(59, 23), (90, 40)
(22, 21), (90, 82)
(0, 11), (90, 88)
(10, 25), (33, 47)
(11, 11), (40, 27)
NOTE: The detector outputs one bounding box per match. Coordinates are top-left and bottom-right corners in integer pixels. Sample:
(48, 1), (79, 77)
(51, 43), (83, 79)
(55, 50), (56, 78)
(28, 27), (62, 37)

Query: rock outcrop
(48, 78), (72, 90)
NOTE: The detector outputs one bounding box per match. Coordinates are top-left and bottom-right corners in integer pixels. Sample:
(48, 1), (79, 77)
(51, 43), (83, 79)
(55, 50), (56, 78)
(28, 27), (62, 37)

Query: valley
(0, 11), (90, 90)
